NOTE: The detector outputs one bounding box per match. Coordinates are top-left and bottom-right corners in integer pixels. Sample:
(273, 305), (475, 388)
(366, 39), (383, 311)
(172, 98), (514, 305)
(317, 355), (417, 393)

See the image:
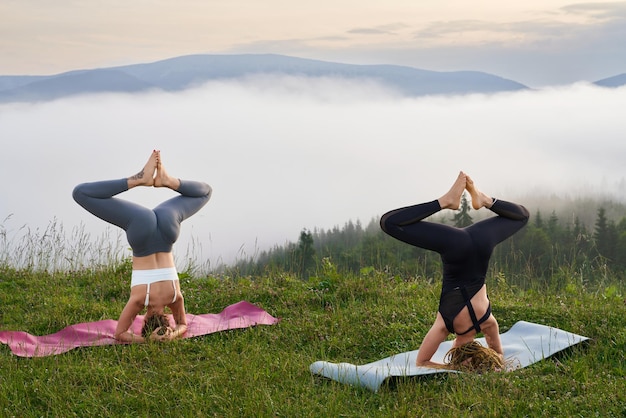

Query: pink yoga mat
(0, 301), (279, 357)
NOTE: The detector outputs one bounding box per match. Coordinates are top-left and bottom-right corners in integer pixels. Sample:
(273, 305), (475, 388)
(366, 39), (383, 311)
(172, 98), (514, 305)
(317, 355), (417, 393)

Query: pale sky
(2, 0), (626, 86)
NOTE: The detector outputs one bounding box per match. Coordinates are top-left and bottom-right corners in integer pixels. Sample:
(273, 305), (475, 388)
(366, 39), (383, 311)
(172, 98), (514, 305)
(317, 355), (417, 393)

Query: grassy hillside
(0, 259), (624, 417)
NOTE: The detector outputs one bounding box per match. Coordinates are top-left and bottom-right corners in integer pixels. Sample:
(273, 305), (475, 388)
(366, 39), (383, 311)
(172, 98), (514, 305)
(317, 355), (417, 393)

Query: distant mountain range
(0, 54), (623, 103)
(594, 73), (626, 87)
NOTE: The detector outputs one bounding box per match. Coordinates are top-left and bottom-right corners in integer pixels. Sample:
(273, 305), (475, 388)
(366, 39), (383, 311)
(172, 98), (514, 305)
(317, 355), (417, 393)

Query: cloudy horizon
(1, 77), (625, 269)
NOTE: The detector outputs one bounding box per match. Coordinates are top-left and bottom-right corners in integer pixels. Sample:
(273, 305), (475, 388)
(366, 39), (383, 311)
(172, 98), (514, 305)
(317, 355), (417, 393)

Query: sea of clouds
(1, 76), (624, 270)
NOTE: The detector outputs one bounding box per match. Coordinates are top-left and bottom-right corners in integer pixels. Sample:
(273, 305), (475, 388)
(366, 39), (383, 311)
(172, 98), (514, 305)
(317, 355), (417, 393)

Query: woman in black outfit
(380, 171), (529, 369)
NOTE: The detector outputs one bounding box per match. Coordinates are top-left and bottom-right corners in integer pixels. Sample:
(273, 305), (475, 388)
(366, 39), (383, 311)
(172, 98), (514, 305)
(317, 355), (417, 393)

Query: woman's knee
(379, 213), (395, 234)
(72, 184), (87, 204)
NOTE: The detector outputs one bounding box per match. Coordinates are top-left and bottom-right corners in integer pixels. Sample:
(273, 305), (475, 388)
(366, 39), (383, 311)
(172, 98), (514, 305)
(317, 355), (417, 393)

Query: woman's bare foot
(154, 151), (180, 190)
(438, 171), (467, 210)
(466, 176), (493, 209)
(128, 150), (158, 187)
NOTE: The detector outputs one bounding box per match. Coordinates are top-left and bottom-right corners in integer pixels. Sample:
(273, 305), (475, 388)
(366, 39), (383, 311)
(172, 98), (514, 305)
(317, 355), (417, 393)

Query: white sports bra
(131, 267), (178, 307)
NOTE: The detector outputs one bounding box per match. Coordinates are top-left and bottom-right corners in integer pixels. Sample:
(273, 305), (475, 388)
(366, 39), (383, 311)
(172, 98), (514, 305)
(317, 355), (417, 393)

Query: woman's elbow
(113, 330), (127, 341)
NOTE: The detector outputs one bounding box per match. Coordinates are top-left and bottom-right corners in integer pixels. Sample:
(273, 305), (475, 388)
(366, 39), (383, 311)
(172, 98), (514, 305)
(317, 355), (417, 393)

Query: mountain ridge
(594, 73), (626, 87)
(0, 54), (526, 103)
(0, 53), (623, 103)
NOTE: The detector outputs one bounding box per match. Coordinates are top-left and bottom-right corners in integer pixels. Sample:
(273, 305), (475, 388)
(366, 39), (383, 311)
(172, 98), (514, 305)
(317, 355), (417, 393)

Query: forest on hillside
(230, 194), (626, 288)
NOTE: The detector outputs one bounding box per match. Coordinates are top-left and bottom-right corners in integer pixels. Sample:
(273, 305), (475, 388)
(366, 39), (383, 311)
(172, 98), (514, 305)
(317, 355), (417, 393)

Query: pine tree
(453, 192), (473, 227)
(534, 210), (544, 229)
(296, 228), (315, 279)
(594, 207), (610, 260)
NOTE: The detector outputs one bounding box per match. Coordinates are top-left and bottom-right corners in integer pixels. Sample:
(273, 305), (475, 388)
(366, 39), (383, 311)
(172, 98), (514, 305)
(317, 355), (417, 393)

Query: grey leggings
(73, 179), (212, 256)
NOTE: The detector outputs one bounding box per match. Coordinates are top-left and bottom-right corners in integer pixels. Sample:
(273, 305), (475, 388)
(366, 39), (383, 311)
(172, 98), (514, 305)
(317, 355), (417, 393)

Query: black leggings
(73, 179), (212, 257)
(380, 199), (529, 282)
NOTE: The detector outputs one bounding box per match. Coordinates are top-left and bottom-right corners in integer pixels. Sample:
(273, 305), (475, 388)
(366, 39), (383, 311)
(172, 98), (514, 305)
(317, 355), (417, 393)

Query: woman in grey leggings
(73, 150), (212, 343)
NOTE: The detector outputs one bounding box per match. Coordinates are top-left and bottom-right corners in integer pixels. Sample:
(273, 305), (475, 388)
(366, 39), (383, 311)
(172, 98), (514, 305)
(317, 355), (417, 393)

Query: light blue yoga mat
(310, 321), (589, 392)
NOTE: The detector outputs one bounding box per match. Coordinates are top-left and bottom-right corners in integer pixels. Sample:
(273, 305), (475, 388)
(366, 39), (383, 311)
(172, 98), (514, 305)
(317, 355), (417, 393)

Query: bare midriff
(132, 252), (176, 270)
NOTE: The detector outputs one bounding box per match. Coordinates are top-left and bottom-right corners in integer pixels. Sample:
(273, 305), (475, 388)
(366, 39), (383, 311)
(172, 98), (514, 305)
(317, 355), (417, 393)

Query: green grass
(1, 261), (625, 417)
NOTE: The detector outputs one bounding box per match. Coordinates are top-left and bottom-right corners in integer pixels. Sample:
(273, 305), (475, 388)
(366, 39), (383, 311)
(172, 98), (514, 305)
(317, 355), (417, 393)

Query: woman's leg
(380, 200), (469, 253)
(72, 151), (159, 231)
(151, 156), (213, 242)
(153, 180), (212, 223)
(73, 179), (154, 230)
(380, 171), (469, 253)
(466, 200), (530, 249)
(465, 175), (530, 248)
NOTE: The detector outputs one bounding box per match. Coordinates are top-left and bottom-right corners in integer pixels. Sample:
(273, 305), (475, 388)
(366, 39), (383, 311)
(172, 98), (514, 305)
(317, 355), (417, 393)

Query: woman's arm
(416, 314), (450, 367)
(481, 315), (503, 357)
(169, 296), (188, 339)
(114, 297), (146, 343)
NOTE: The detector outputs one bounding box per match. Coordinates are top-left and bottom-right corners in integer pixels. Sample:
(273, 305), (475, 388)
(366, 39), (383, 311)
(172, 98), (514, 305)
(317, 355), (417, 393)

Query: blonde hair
(141, 312), (170, 338)
(444, 341), (504, 372)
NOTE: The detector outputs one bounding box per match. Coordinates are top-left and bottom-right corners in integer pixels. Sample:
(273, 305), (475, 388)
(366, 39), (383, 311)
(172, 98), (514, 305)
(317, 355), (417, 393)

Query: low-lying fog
(1, 77), (624, 270)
